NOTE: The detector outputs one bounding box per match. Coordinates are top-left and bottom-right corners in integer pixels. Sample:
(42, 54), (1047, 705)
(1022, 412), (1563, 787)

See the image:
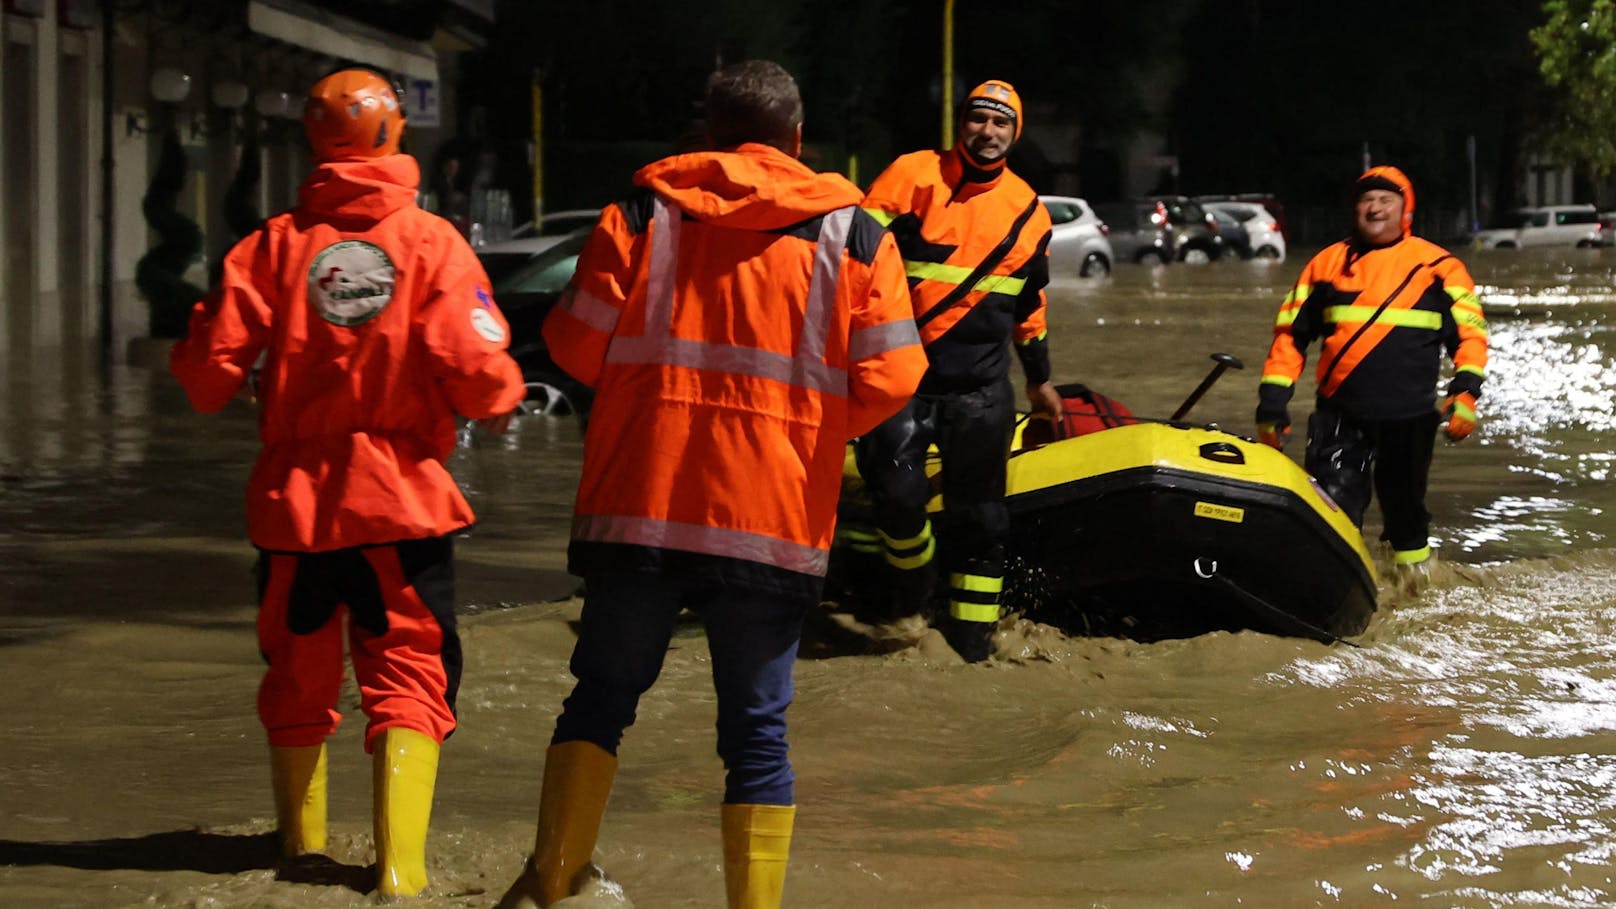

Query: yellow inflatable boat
(995, 421), (1376, 642)
(834, 371), (1378, 643)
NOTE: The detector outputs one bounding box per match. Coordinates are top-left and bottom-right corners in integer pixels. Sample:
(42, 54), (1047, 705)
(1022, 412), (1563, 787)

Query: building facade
(0, 0), (492, 375)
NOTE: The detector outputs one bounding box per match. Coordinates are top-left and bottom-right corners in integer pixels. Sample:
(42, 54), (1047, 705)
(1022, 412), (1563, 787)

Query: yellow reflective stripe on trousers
(950, 601), (1001, 623)
(949, 572), (1001, 623)
(949, 572), (1003, 594)
(607, 197), (853, 396)
(881, 523), (935, 570)
(573, 514), (830, 576)
(1393, 545), (1431, 566)
(837, 525), (883, 554)
(1323, 305), (1442, 330)
(905, 260), (1027, 296)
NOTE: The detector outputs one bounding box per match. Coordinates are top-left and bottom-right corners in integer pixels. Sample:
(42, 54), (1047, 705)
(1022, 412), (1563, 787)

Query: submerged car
(1092, 200), (1175, 265)
(1147, 195), (1224, 264)
(1472, 205), (1603, 249)
(1204, 200), (1286, 262)
(1040, 195), (1115, 279)
(484, 230), (593, 418)
(475, 208), (601, 287)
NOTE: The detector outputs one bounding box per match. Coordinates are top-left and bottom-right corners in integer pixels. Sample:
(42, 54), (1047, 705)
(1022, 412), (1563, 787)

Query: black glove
(1255, 382), (1294, 450)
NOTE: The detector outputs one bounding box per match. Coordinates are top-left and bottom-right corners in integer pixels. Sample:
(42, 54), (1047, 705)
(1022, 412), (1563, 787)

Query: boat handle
(1198, 441), (1246, 464)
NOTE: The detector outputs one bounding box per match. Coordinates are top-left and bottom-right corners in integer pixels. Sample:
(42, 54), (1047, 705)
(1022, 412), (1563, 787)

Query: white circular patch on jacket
(308, 240), (396, 326)
(470, 307), (506, 343)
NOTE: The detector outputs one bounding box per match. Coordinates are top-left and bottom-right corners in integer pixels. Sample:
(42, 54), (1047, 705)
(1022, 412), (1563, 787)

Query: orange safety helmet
(962, 79), (1023, 141)
(303, 68), (405, 161)
(1354, 165), (1415, 236)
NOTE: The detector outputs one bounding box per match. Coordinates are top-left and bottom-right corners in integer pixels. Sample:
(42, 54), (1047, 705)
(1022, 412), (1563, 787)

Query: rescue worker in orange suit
(494, 61), (924, 909)
(1255, 165), (1488, 589)
(168, 68), (525, 899)
(855, 79), (1063, 662)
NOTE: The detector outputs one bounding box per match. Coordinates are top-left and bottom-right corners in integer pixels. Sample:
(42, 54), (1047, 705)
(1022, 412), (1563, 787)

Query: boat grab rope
(1194, 557), (1360, 648)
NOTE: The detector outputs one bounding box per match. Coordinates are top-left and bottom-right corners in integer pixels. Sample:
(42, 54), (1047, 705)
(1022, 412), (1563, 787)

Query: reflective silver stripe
(606, 335), (848, 393)
(800, 207), (853, 363)
(606, 199), (855, 398)
(559, 285), (620, 333)
(644, 195), (681, 333)
(849, 319), (921, 360)
(574, 513), (830, 576)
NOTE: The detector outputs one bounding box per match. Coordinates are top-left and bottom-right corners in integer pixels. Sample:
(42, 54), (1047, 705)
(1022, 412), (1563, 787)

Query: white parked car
(1039, 195), (1115, 279)
(1472, 204), (1603, 249)
(1203, 201), (1286, 262)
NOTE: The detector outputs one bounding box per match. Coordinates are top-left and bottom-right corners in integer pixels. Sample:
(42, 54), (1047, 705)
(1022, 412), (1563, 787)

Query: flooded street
(4, 246), (1616, 907)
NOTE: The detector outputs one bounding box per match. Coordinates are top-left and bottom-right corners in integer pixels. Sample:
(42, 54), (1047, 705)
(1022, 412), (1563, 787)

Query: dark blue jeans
(552, 571), (807, 806)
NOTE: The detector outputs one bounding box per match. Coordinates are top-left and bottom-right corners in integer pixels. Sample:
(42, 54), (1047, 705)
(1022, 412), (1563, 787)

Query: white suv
(1472, 204), (1604, 249)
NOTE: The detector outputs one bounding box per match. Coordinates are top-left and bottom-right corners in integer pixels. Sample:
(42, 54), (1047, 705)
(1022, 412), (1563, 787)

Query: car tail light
(1098, 221), (1110, 237)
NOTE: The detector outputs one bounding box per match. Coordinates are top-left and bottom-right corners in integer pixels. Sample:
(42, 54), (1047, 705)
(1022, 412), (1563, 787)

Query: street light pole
(941, 0), (955, 149)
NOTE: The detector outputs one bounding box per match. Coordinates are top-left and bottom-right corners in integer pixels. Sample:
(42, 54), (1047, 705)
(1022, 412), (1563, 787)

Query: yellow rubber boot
(495, 740), (618, 908)
(721, 803), (796, 909)
(372, 727), (440, 899)
(270, 743), (328, 857)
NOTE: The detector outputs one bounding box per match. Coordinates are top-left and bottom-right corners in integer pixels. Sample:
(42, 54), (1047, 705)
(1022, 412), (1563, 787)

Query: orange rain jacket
(170, 155), (526, 552)
(860, 146), (1053, 394)
(543, 142), (926, 599)
(1261, 169), (1487, 420)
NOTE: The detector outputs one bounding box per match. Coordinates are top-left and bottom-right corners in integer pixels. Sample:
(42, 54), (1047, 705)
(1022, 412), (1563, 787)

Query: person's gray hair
(705, 60), (803, 153)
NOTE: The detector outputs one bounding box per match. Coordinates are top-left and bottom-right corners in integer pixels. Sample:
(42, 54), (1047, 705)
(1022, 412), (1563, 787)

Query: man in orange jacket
(856, 79), (1063, 662)
(169, 68), (525, 898)
(495, 60), (925, 909)
(1255, 165), (1488, 590)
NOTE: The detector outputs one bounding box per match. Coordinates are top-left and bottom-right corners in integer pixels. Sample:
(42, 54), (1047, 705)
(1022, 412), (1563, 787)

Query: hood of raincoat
(634, 143), (863, 231)
(297, 154), (421, 224)
(1354, 165), (1415, 237)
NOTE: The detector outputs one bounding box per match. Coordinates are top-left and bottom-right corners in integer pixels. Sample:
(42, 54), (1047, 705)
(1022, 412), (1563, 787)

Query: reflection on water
(2, 248), (1616, 907)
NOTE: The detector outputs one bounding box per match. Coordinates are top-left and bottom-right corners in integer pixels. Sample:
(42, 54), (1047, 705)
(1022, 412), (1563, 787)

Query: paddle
(1169, 352), (1244, 422)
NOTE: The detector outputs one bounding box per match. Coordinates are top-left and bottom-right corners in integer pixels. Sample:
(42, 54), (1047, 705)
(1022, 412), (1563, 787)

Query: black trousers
(853, 380), (1015, 579)
(1304, 402), (1439, 554)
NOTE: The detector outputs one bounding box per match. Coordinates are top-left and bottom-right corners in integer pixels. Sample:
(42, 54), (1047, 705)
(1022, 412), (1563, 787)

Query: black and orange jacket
(861, 146), (1052, 395)
(1260, 235), (1488, 420)
(170, 155), (526, 552)
(543, 143), (926, 600)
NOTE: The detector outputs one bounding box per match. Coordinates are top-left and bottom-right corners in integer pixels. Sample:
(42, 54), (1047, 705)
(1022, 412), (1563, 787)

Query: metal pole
(98, 0), (116, 374)
(531, 71), (543, 222)
(1467, 134), (1479, 233)
(941, 0), (955, 149)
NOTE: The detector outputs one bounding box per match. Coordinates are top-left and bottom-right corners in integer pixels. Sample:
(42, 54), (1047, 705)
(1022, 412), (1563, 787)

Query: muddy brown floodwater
(3, 245), (1616, 907)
